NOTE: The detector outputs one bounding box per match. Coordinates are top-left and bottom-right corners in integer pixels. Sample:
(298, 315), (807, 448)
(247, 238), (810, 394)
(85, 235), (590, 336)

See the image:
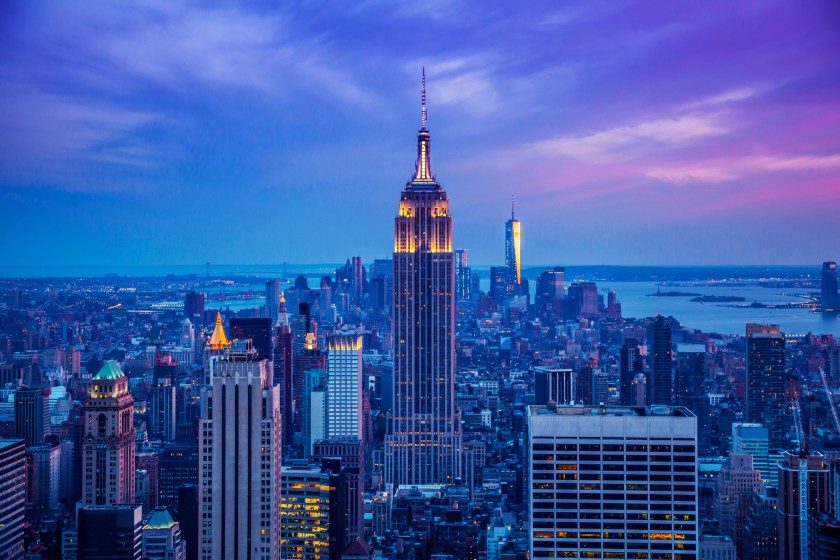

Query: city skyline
(2, 1), (839, 267)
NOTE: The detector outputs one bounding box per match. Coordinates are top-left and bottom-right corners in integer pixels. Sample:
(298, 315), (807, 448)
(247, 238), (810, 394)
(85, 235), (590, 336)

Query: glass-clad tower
(385, 69), (461, 487)
(505, 200), (521, 287)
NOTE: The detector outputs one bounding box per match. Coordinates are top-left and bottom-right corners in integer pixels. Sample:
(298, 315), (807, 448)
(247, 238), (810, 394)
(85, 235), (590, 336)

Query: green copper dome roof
(144, 506), (176, 530)
(94, 360), (125, 381)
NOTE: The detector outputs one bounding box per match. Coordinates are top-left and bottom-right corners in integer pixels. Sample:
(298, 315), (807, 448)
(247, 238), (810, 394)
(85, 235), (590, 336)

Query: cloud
(645, 153), (840, 184)
(524, 114), (728, 163)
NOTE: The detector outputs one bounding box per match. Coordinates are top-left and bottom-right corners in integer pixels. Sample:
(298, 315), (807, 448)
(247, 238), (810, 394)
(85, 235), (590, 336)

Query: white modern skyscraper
(385, 68), (461, 487)
(326, 331), (363, 440)
(198, 338), (282, 560)
(528, 404), (699, 558)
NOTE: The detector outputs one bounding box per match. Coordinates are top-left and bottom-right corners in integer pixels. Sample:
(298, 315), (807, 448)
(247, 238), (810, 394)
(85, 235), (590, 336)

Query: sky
(1, 0), (839, 268)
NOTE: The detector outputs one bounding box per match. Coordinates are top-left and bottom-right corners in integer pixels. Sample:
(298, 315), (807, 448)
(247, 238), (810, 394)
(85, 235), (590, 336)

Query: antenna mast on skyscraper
(421, 66), (427, 130)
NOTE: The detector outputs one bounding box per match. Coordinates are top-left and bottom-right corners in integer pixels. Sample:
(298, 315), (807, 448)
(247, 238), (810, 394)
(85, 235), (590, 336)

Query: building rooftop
(0, 439), (25, 451)
(93, 360), (125, 381)
(143, 506), (176, 530)
(528, 404), (694, 418)
(677, 343), (706, 353)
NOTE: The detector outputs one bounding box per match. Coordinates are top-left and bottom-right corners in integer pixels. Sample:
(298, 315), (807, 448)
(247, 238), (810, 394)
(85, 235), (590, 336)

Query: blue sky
(1, 0), (839, 267)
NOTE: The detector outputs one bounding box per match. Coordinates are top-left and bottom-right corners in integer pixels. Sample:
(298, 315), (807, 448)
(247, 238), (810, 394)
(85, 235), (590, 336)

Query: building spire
(412, 66), (434, 184)
(512, 195), (515, 219)
(421, 66), (427, 130)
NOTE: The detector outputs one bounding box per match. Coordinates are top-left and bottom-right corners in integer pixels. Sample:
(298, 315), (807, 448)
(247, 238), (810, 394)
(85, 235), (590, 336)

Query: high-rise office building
(150, 355), (177, 442)
(273, 294), (295, 446)
(745, 323), (786, 449)
(350, 256), (365, 305)
(714, 453), (763, 558)
(675, 344), (705, 410)
(648, 315), (673, 405)
(198, 339), (282, 560)
(527, 404), (698, 558)
(619, 338), (643, 406)
(505, 198), (521, 287)
(777, 451), (831, 560)
(385, 69), (461, 487)
(303, 367), (327, 458)
(534, 267), (565, 320)
(77, 504), (143, 560)
(82, 361), (135, 506)
(455, 248), (471, 302)
(489, 266), (510, 303)
(293, 302), (314, 440)
(822, 261), (839, 312)
(568, 281), (598, 319)
(183, 291), (205, 322)
(265, 279), (281, 321)
(281, 463), (346, 560)
(312, 438), (365, 548)
(533, 367), (575, 405)
(0, 439), (25, 560)
(326, 332), (363, 440)
(26, 443), (61, 513)
(14, 387), (49, 447)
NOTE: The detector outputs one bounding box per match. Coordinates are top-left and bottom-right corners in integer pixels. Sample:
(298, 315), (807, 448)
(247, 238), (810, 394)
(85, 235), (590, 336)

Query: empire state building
(385, 69), (461, 487)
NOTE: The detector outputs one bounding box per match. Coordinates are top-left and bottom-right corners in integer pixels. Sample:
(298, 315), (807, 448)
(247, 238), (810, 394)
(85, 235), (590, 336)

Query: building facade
(198, 338), (282, 560)
(0, 439), (25, 560)
(326, 332), (363, 440)
(745, 323), (786, 450)
(528, 404), (698, 558)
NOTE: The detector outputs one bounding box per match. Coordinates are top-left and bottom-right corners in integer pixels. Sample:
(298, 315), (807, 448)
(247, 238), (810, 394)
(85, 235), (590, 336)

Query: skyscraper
(82, 361), (135, 506)
(280, 464), (346, 560)
(265, 279), (281, 321)
(822, 261), (839, 312)
(714, 453), (763, 559)
(505, 198), (521, 287)
(533, 366), (575, 405)
(350, 256), (365, 305)
(385, 68), (461, 487)
(675, 343), (706, 411)
(150, 355), (177, 442)
(198, 338), (282, 559)
(777, 451), (831, 560)
(273, 293), (295, 446)
(527, 404), (698, 558)
(619, 338), (643, 406)
(648, 315), (673, 405)
(312, 438), (365, 548)
(745, 323), (786, 449)
(534, 267), (565, 320)
(0, 439), (25, 560)
(326, 331), (364, 440)
(183, 291), (205, 322)
(14, 387), (49, 447)
(455, 248), (471, 302)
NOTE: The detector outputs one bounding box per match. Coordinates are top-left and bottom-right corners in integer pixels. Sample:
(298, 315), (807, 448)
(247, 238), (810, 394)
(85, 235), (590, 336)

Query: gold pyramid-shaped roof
(207, 312), (231, 351)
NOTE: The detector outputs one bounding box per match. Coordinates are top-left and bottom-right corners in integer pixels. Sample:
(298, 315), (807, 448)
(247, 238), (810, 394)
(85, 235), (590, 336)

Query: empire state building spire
(413, 66), (434, 184)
